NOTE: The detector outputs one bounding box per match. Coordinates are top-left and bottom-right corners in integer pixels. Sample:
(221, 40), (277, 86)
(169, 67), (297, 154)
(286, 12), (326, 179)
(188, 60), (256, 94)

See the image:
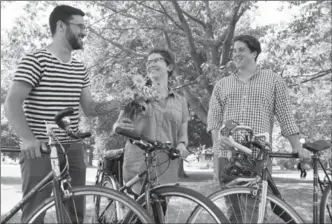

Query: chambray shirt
(123, 90), (190, 189)
(207, 68), (299, 158)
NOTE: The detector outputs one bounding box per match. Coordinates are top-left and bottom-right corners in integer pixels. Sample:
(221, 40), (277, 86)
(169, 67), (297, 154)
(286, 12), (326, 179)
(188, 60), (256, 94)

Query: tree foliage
(1, 1), (331, 165)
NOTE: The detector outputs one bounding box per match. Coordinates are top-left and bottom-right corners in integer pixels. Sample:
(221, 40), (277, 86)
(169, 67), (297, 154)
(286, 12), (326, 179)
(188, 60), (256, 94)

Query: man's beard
(66, 31), (83, 50)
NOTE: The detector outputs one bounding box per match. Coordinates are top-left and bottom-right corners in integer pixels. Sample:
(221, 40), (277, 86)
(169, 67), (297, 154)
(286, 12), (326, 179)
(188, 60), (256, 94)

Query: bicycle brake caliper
(60, 179), (72, 198)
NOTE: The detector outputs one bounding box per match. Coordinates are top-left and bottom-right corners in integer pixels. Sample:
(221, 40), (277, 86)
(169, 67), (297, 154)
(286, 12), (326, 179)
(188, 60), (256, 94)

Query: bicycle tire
(94, 173), (120, 221)
(25, 186), (153, 224)
(190, 187), (304, 223)
(124, 185), (228, 223)
(320, 183), (332, 224)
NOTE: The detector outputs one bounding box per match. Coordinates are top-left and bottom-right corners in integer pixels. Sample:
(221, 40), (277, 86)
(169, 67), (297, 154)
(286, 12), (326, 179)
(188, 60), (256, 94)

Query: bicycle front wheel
(125, 185), (228, 223)
(25, 186), (153, 224)
(190, 187), (304, 224)
(320, 183), (332, 224)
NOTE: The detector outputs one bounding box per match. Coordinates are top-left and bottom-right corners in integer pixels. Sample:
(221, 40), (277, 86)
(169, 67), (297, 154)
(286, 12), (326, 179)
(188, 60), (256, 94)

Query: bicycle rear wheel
(25, 186), (153, 224)
(320, 183), (332, 224)
(124, 185), (228, 223)
(190, 187), (304, 223)
(94, 173), (126, 222)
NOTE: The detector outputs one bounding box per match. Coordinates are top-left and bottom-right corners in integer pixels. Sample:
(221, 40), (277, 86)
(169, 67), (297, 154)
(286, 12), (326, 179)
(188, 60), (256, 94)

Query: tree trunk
(178, 159), (188, 178)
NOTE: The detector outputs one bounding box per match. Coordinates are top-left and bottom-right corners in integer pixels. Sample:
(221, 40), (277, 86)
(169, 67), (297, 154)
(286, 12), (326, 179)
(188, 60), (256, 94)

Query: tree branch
(220, 1), (243, 66)
(182, 10), (206, 28)
(172, 0), (201, 72)
(173, 80), (199, 90)
(288, 69), (332, 87)
(156, 1), (183, 30)
(89, 27), (146, 58)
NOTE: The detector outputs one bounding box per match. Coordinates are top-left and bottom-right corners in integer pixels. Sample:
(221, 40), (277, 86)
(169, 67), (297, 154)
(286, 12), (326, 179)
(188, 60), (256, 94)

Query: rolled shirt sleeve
(274, 74), (299, 137)
(207, 81), (224, 133)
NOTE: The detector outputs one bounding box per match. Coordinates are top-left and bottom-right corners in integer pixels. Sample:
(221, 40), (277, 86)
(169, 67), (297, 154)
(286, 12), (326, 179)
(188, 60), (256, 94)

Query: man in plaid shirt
(207, 34), (311, 222)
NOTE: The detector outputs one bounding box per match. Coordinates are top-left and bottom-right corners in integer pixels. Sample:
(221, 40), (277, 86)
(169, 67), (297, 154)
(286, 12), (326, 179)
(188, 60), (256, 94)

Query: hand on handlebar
(294, 147), (311, 161)
(176, 142), (190, 158)
(213, 136), (234, 151)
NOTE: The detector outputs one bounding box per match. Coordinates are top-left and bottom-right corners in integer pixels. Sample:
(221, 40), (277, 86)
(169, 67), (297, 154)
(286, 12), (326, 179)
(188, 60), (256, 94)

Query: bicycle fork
(257, 164), (268, 223)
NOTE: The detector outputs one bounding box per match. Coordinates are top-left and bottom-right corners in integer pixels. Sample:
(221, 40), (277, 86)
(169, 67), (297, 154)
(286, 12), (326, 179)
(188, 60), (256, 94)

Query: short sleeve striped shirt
(207, 68), (299, 158)
(13, 49), (90, 142)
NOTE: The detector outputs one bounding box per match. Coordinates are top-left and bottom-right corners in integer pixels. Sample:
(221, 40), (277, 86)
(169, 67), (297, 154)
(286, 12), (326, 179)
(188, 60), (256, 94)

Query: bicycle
(0, 107), (153, 224)
(190, 120), (332, 223)
(93, 126), (229, 223)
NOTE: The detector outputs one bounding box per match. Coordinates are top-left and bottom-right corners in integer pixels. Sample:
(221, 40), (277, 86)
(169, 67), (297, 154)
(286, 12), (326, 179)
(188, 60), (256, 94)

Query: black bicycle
(191, 120), (332, 223)
(93, 127), (229, 223)
(1, 108), (153, 224)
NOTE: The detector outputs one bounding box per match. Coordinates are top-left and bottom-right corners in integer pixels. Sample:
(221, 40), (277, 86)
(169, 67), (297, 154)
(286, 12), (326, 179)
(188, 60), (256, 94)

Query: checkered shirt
(207, 68), (299, 158)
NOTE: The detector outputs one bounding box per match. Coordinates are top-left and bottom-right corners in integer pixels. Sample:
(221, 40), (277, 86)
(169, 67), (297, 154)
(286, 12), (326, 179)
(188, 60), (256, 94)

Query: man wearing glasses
(5, 5), (120, 223)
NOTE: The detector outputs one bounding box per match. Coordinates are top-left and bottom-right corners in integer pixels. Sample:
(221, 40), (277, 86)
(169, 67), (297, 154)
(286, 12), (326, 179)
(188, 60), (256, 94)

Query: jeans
(19, 142), (86, 223)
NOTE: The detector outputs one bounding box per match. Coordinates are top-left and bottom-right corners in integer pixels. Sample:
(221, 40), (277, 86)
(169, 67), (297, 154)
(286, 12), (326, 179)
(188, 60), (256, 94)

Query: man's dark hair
(49, 5), (85, 36)
(148, 48), (175, 77)
(233, 35), (261, 61)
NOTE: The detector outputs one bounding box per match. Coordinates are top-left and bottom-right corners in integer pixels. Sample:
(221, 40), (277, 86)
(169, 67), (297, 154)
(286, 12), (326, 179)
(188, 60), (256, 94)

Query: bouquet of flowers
(113, 73), (162, 119)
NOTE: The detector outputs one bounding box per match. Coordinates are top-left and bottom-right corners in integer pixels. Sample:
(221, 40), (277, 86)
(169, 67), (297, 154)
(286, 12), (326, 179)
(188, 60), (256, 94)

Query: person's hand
(214, 136), (234, 151)
(21, 138), (44, 159)
(113, 118), (134, 133)
(176, 142), (190, 158)
(293, 146), (311, 161)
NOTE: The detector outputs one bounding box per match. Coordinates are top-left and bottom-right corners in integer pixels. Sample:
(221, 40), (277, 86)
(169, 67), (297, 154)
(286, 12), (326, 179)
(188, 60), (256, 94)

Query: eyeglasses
(146, 57), (165, 66)
(66, 22), (87, 31)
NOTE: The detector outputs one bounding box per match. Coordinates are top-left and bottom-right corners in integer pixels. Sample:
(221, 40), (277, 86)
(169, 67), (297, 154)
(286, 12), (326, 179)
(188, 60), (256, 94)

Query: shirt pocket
(163, 107), (182, 126)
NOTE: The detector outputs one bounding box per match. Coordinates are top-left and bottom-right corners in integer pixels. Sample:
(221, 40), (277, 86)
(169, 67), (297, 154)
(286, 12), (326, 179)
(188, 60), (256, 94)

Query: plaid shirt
(207, 68), (299, 158)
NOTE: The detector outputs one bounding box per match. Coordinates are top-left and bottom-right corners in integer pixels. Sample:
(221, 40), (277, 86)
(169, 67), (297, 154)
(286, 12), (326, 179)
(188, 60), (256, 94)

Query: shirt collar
(233, 67), (262, 82)
(168, 88), (175, 97)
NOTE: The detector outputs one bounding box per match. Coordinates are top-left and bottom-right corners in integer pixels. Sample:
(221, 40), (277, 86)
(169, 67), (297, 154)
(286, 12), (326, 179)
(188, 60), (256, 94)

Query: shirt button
(243, 95), (247, 98)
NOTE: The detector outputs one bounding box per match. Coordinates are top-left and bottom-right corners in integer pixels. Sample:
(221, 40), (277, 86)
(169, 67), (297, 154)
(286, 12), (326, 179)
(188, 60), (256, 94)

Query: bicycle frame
(219, 121), (332, 224)
(312, 151), (332, 223)
(1, 123), (71, 224)
(118, 149), (161, 216)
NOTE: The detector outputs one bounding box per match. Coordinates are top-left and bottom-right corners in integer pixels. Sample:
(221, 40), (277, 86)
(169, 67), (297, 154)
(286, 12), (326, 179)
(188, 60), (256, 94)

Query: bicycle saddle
(303, 140), (332, 152)
(104, 148), (124, 159)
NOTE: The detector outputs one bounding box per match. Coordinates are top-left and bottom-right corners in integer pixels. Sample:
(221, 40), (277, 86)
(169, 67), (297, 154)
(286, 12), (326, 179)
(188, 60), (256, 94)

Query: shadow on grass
(1, 176), (22, 185)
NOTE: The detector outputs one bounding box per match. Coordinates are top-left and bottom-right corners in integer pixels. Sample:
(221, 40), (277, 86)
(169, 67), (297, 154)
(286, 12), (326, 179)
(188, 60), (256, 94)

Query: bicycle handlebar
(114, 127), (180, 160)
(54, 107), (91, 139)
(55, 107), (74, 129)
(219, 120), (299, 159)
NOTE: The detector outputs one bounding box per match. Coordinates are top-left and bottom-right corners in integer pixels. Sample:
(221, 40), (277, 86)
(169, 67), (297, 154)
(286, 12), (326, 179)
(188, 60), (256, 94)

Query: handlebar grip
(55, 108), (74, 129)
(76, 132), (92, 139)
(67, 131), (92, 139)
(169, 148), (180, 160)
(269, 153), (299, 158)
(40, 145), (51, 154)
(115, 127), (141, 140)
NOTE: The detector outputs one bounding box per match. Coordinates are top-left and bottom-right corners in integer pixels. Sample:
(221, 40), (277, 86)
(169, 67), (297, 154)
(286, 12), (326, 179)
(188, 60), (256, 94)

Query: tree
(258, 1), (331, 161)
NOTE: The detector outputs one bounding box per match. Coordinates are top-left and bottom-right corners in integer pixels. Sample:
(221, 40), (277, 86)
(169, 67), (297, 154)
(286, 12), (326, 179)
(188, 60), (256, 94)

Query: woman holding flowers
(113, 48), (190, 195)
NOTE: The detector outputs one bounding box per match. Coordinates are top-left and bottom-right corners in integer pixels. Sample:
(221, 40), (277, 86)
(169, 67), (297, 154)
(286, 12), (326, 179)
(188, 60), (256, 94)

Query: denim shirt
(123, 91), (190, 187)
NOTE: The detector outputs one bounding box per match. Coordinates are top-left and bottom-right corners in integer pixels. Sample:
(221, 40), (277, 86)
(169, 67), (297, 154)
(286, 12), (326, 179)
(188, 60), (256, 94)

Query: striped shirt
(207, 68), (299, 158)
(13, 49), (90, 142)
